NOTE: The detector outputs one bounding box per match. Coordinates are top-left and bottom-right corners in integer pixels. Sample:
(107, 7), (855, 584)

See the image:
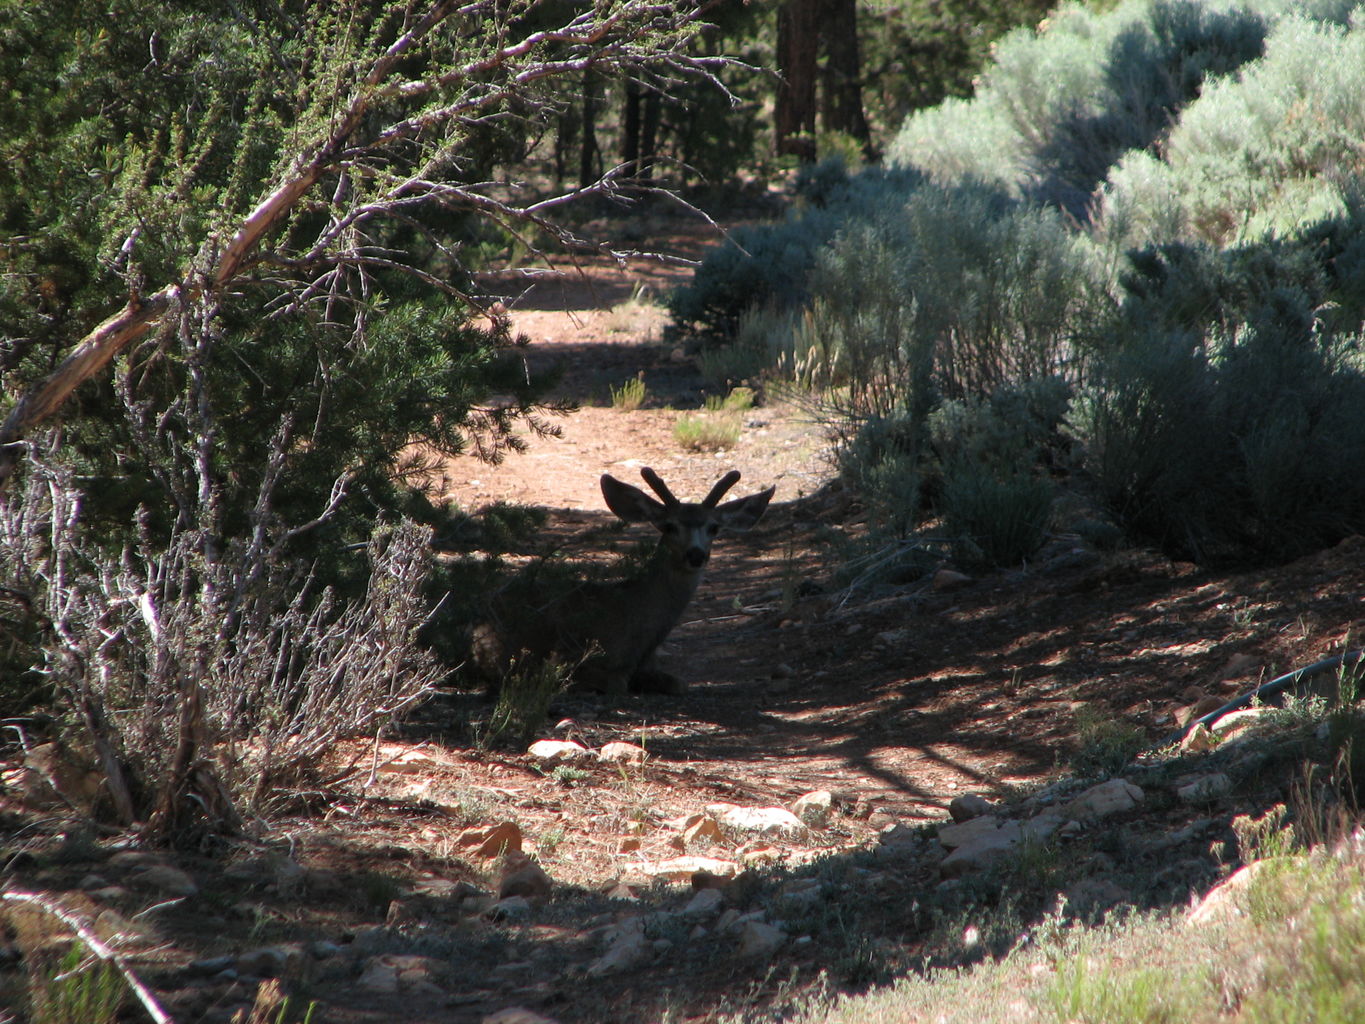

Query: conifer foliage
(0, 0), (723, 840)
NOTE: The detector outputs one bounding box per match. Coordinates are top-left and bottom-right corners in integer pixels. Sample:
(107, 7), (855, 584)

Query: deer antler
(702, 470), (742, 507)
(640, 467), (679, 507)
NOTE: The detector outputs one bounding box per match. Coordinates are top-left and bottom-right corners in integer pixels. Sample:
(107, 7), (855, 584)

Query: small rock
(357, 957), (400, 993)
(526, 739), (591, 764)
(938, 816), (1009, 850)
(682, 887), (725, 919)
(483, 1009), (563, 1024)
(1181, 723), (1219, 752)
(1215, 652), (1261, 683)
(599, 741), (647, 764)
(706, 803), (805, 836)
(485, 896), (533, 921)
(129, 865), (198, 897)
(641, 856), (740, 882)
(948, 794), (995, 823)
(1176, 772), (1233, 803)
(618, 837), (641, 853)
(1062, 779), (1144, 820)
(498, 853), (552, 904)
(1062, 878), (1129, 917)
(1211, 708), (1268, 742)
(940, 820), (1023, 878)
(187, 955), (236, 976)
(792, 790), (834, 827)
(1188, 860), (1282, 927)
(736, 920), (786, 958)
(587, 919), (652, 977)
(683, 816), (723, 846)
(458, 821), (524, 860)
(932, 568), (973, 591)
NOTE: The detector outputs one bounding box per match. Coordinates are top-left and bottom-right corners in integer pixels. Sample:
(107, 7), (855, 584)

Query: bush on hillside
(1096, 8), (1365, 248)
(666, 164), (925, 339)
(1074, 291), (1365, 564)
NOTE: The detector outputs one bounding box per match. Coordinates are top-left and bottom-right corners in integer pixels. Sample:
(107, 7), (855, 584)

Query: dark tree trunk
(820, 0), (872, 153)
(622, 79), (642, 177)
(580, 68), (601, 189)
(775, 0), (822, 162)
(639, 88), (662, 181)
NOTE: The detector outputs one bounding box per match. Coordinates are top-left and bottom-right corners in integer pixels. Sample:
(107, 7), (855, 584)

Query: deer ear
(601, 474), (666, 523)
(716, 486), (774, 532)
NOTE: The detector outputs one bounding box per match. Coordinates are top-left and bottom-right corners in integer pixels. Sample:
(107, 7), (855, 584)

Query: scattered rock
(1211, 708), (1269, 743)
(1215, 652), (1261, 683)
(1181, 723), (1219, 752)
(682, 887), (725, 919)
(483, 1009), (563, 1024)
(587, 917), (652, 977)
(641, 857), (741, 882)
(128, 864), (198, 898)
(706, 802), (805, 836)
(1062, 779), (1144, 820)
(792, 790), (834, 827)
(948, 794), (995, 823)
(932, 568), (973, 591)
(485, 896), (533, 921)
(599, 741), (647, 764)
(1176, 772), (1233, 803)
(939, 820), (1023, 878)
(526, 740), (591, 764)
(683, 816), (723, 846)
(498, 853), (553, 904)
(459, 821), (524, 860)
(736, 920), (786, 958)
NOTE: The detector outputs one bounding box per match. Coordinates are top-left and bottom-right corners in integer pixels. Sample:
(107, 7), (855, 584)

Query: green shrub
(940, 460), (1054, 567)
(1097, 7), (1365, 248)
(666, 165), (925, 339)
(1075, 291), (1365, 564)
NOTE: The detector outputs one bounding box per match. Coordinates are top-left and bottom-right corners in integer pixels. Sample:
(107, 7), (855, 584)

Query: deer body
(473, 468), (774, 695)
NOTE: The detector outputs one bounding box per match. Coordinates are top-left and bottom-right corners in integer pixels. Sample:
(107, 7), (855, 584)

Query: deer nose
(685, 547), (709, 569)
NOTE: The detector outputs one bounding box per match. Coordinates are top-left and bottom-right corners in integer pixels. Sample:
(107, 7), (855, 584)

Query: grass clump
(674, 387), (753, 452)
(610, 372), (649, 411)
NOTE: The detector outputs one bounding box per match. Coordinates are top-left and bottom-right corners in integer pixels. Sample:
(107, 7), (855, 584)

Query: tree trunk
(580, 68), (601, 189)
(639, 87), (662, 181)
(775, 0), (822, 162)
(622, 78), (641, 177)
(820, 0), (872, 153)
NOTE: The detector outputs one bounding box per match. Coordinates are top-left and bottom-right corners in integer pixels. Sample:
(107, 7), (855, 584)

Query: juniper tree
(0, 0), (730, 839)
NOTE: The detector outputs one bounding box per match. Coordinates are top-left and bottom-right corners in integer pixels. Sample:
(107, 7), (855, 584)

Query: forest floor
(3, 204), (1363, 1024)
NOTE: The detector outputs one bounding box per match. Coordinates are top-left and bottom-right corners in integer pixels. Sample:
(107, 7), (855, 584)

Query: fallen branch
(1, 888), (175, 1024)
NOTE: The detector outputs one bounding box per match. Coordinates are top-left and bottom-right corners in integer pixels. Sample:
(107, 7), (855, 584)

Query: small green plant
(1071, 705), (1146, 777)
(610, 372), (649, 411)
(538, 825), (567, 856)
(674, 411), (743, 451)
(28, 944), (125, 1024)
(479, 657), (572, 748)
(548, 764), (590, 786)
(704, 386), (756, 413)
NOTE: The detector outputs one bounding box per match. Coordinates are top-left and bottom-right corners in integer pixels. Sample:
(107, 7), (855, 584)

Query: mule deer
(472, 468), (774, 695)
